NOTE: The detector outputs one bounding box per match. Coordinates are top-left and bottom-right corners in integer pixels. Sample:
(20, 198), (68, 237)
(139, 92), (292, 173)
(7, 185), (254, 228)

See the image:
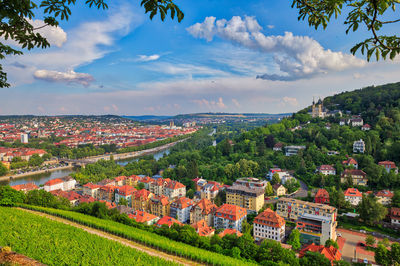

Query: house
(267, 169), (294, 184)
(391, 207), (400, 226)
(132, 189), (153, 211)
(378, 161), (398, 173)
(155, 216), (183, 228)
(327, 151), (339, 156)
(267, 168), (282, 180)
(115, 185), (136, 205)
(342, 157), (358, 169)
(341, 169), (368, 186)
(164, 180), (186, 200)
(128, 210), (159, 225)
(353, 139), (365, 153)
(253, 208), (285, 242)
(97, 179), (115, 187)
(190, 198), (217, 227)
(191, 219), (215, 237)
(361, 124), (371, 131)
(43, 178), (68, 192)
(273, 142), (284, 151)
(200, 181), (223, 200)
(317, 165), (336, 175)
(218, 228), (243, 238)
(273, 184), (287, 196)
(150, 195), (170, 217)
(284, 145), (306, 156)
(169, 197), (195, 223)
(126, 175), (142, 187)
(99, 200), (116, 209)
(375, 190), (394, 205)
(214, 204), (247, 232)
(276, 198), (337, 245)
(192, 177), (207, 191)
(315, 188), (330, 204)
(350, 118), (363, 127)
(339, 119), (346, 126)
(83, 183), (101, 198)
(299, 243), (341, 265)
(98, 185), (117, 201)
(11, 183), (38, 192)
(114, 176), (127, 186)
(50, 190), (81, 206)
(344, 188), (362, 206)
(325, 123), (331, 130)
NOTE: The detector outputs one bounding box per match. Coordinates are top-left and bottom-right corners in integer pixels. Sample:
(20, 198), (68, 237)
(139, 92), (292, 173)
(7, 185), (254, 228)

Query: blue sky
(1, 0), (400, 115)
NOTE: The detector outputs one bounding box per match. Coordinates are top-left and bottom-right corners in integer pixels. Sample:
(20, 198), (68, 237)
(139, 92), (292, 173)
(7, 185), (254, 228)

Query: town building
(311, 98), (326, 118)
(44, 177), (76, 192)
(192, 178), (207, 191)
(191, 219), (215, 237)
(314, 189), (330, 204)
(276, 198), (337, 245)
(170, 197), (195, 223)
(344, 188), (362, 206)
(273, 184), (287, 196)
(391, 207), (400, 226)
(378, 161), (398, 173)
(317, 165), (336, 175)
(200, 181), (223, 200)
(350, 118), (363, 127)
(341, 169), (368, 186)
(98, 185), (117, 201)
(132, 189), (153, 211)
(150, 195), (170, 217)
(128, 210), (159, 225)
(214, 204), (247, 232)
(115, 185), (136, 205)
(353, 139), (365, 153)
(375, 190), (394, 205)
(342, 157), (358, 169)
(226, 182), (265, 213)
(299, 243), (341, 264)
(190, 198), (217, 226)
(218, 228), (243, 238)
(11, 183), (38, 192)
(82, 183), (101, 198)
(273, 142), (284, 151)
(284, 145), (306, 156)
(155, 216), (183, 228)
(50, 190), (81, 206)
(253, 208), (285, 242)
(20, 133), (29, 144)
(361, 124), (371, 131)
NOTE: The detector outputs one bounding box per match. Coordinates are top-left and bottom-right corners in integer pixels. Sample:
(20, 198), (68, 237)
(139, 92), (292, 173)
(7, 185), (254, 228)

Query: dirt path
(18, 208), (200, 266)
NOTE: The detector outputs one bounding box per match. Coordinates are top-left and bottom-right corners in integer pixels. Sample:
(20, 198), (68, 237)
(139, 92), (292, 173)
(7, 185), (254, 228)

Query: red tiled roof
(11, 183), (38, 192)
(155, 216), (183, 227)
(315, 188), (330, 199)
(215, 204), (247, 221)
(375, 190), (394, 198)
(165, 180), (185, 189)
(193, 198), (217, 215)
(318, 165), (335, 171)
(254, 208), (285, 228)
(129, 210), (158, 223)
(191, 219), (215, 236)
(134, 189), (152, 200)
(342, 157), (358, 165)
(342, 169), (366, 177)
(344, 188), (362, 197)
(171, 197), (195, 209)
(44, 178), (64, 186)
(299, 243), (341, 263)
(378, 161), (397, 168)
(218, 228), (243, 238)
(83, 183), (101, 190)
(117, 185), (136, 196)
(99, 200), (116, 209)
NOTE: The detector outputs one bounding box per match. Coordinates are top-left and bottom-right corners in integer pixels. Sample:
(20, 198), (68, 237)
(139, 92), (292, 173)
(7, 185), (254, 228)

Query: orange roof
(114, 176), (127, 182)
(193, 198), (217, 215)
(299, 243), (341, 263)
(191, 219), (215, 237)
(83, 183), (101, 190)
(342, 157), (358, 165)
(155, 216), (183, 227)
(151, 195), (169, 206)
(344, 188), (362, 197)
(218, 228), (243, 238)
(99, 200), (116, 209)
(165, 180), (185, 189)
(171, 197), (195, 209)
(254, 208), (285, 228)
(100, 185), (117, 193)
(378, 161), (397, 168)
(134, 189), (152, 200)
(215, 204), (247, 221)
(129, 210), (158, 223)
(375, 190), (394, 198)
(117, 185), (136, 196)
(44, 178), (64, 186)
(11, 183), (38, 192)
(315, 188), (330, 199)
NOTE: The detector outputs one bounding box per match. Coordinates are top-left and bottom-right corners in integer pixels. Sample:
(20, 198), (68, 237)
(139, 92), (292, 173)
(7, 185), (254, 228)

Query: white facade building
(253, 208), (285, 242)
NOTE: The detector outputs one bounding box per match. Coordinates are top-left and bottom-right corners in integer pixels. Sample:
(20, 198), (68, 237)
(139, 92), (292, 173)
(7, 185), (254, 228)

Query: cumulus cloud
(187, 16), (366, 81)
(30, 19), (67, 47)
(192, 97), (226, 109)
(34, 70), (94, 86)
(137, 54), (160, 62)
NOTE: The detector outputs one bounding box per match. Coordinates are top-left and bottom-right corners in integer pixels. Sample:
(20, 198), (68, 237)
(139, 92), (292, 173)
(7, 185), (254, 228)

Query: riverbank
(0, 165), (74, 183)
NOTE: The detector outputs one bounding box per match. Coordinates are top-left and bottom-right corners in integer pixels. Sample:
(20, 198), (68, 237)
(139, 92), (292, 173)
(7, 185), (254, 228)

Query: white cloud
(137, 54), (161, 62)
(192, 97), (226, 109)
(283, 96), (298, 106)
(30, 19), (67, 47)
(187, 16), (366, 81)
(267, 25), (275, 29)
(143, 62), (229, 77)
(34, 70), (94, 86)
(232, 98), (241, 107)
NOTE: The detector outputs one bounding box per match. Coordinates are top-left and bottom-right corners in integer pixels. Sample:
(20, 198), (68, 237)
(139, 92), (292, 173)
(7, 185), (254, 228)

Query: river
(0, 148), (171, 187)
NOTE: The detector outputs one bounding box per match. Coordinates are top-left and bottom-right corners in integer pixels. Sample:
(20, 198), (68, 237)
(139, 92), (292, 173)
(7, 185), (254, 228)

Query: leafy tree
(325, 239), (339, 249)
(0, 162), (8, 176)
(0, 186), (25, 206)
(300, 251), (331, 266)
(0, 0), (183, 88)
(375, 244), (391, 266)
(271, 173), (281, 185)
(287, 229), (301, 250)
(292, 0), (400, 61)
(25, 189), (70, 209)
(357, 194), (388, 225)
(119, 198), (128, 206)
(265, 182), (274, 196)
(391, 242), (400, 265)
(378, 237), (390, 247)
(365, 235), (376, 247)
(284, 178), (300, 193)
(28, 154), (44, 167)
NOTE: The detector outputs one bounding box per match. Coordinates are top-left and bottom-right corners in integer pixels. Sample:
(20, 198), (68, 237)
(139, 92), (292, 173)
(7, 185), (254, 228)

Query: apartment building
(317, 165), (336, 175)
(170, 197), (195, 223)
(353, 139), (365, 153)
(214, 204), (247, 232)
(284, 145), (306, 156)
(253, 208), (285, 242)
(132, 189), (153, 211)
(276, 198), (337, 245)
(190, 198), (217, 226)
(115, 185), (136, 205)
(150, 195), (170, 217)
(341, 169), (368, 186)
(391, 207), (400, 226)
(226, 179), (265, 213)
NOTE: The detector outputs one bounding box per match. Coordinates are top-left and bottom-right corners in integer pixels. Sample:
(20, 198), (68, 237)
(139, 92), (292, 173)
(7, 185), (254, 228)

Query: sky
(1, 0), (400, 115)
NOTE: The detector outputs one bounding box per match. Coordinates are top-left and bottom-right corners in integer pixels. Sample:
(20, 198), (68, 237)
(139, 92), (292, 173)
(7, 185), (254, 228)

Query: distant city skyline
(1, 0), (400, 115)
